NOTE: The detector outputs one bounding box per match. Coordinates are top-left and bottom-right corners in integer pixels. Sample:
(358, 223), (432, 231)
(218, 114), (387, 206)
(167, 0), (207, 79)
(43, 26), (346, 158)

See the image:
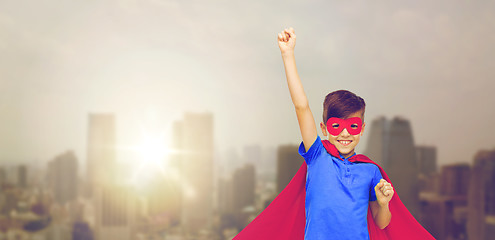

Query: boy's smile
(337, 140), (353, 146)
(320, 112), (365, 159)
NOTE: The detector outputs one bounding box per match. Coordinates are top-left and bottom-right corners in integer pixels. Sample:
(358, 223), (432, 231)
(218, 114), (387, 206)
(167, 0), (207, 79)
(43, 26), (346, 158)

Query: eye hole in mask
(326, 117), (363, 136)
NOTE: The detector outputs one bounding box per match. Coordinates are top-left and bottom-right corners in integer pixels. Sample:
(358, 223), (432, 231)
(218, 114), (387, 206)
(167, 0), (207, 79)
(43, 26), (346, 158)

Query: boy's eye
(351, 124), (358, 129)
(332, 124), (339, 128)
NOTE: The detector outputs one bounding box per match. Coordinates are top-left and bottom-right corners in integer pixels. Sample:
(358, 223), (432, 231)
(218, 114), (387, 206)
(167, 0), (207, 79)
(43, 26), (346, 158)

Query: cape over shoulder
(233, 140), (435, 240)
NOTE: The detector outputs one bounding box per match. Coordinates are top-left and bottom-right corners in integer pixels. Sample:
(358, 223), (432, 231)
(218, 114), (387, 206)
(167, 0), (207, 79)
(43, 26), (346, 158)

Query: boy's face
(320, 111), (365, 159)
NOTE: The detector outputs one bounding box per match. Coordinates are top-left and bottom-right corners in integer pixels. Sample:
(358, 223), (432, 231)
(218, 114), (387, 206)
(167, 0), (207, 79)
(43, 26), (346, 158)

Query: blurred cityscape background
(1, 113), (494, 240)
(1, 0), (495, 240)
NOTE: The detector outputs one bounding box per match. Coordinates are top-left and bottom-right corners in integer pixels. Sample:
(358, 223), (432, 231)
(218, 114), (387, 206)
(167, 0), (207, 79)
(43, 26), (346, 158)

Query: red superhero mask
(326, 117), (363, 136)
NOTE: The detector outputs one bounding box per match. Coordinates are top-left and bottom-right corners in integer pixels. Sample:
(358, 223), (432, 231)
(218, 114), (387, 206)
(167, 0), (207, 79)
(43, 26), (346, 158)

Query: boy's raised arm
(278, 28), (318, 152)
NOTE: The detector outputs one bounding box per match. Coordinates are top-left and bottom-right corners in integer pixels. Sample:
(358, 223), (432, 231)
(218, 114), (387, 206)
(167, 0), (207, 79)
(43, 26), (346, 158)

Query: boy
(278, 27), (393, 239)
(234, 28), (435, 240)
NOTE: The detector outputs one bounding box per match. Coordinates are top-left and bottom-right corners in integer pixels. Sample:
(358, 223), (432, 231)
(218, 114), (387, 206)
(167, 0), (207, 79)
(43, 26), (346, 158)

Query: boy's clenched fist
(375, 179), (394, 207)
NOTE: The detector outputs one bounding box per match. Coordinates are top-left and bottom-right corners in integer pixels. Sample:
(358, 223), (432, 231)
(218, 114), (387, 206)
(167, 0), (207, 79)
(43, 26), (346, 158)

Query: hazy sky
(1, 0), (494, 168)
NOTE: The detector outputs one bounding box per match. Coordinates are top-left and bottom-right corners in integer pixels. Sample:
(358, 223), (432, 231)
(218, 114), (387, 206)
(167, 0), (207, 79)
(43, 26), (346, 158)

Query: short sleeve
(298, 136), (323, 165)
(369, 165), (383, 201)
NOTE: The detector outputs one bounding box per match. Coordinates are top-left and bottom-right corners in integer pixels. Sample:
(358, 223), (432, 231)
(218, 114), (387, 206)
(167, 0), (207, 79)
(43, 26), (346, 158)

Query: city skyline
(1, 110), (494, 239)
(1, 1), (495, 172)
(1, 110), (493, 175)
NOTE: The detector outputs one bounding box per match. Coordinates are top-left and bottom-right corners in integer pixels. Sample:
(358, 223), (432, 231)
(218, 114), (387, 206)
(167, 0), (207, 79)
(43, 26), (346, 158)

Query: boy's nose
(340, 128), (351, 136)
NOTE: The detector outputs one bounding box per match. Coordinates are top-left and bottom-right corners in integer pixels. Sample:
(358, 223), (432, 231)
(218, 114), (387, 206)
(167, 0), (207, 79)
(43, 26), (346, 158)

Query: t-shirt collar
(339, 152), (357, 161)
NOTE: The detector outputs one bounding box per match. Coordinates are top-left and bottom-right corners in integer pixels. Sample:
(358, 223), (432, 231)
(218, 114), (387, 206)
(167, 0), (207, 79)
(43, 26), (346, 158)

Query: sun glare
(130, 132), (170, 185)
(137, 136), (167, 164)
(126, 129), (191, 199)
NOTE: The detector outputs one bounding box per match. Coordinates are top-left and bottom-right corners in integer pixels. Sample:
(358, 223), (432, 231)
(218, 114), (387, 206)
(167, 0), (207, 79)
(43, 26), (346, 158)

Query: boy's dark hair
(322, 90), (366, 123)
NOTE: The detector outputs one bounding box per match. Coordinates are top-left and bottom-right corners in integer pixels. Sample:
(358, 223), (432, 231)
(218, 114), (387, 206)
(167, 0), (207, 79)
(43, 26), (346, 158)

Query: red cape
(234, 140), (435, 240)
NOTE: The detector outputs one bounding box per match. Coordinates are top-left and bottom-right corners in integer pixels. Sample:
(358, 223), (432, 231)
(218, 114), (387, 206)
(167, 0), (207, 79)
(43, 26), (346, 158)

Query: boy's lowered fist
(375, 179), (394, 207)
(278, 27), (296, 54)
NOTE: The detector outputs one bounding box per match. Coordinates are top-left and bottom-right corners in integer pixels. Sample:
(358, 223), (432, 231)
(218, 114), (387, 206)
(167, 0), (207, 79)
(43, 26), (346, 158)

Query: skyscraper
(233, 164), (255, 212)
(86, 114), (116, 196)
(0, 167), (6, 185)
(276, 144), (302, 194)
(422, 163), (470, 240)
(17, 165), (27, 188)
(365, 116), (420, 217)
(467, 148), (495, 240)
(176, 112), (214, 234)
(416, 146), (439, 193)
(440, 164), (470, 197)
(419, 194), (453, 240)
(94, 185), (136, 240)
(218, 177), (234, 215)
(232, 164), (256, 229)
(146, 174), (181, 228)
(48, 151), (78, 205)
(416, 146), (437, 176)
(364, 116), (388, 166)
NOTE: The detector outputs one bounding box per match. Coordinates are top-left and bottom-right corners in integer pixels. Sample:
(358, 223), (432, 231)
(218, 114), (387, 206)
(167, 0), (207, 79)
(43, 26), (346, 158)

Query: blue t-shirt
(299, 136), (383, 240)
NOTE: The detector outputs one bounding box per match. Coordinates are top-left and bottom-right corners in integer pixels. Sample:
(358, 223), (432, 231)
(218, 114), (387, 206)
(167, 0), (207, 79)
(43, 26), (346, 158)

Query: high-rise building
(467, 148), (495, 240)
(365, 116), (420, 217)
(217, 177), (237, 234)
(422, 163), (470, 240)
(0, 188), (18, 216)
(416, 146), (439, 193)
(47, 151), (78, 205)
(419, 194), (452, 240)
(0, 167), (6, 185)
(227, 164), (256, 229)
(146, 175), (181, 228)
(416, 146), (437, 176)
(364, 116), (388, 166)
(218, 178), (234, 215)
(233, 164), (255, 213)
(94, 185), (136, 240)
(176, 112), (214, 234)
(440, 164), (470, 198)
(86, 114), (116, 196)
(18, 165), (27, 188)
(276, 145), (303, 194)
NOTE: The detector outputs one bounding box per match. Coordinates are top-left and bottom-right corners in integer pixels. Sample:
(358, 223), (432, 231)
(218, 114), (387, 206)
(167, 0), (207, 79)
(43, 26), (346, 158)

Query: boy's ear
(320, 122), (328, 136)
(361, 122), (366, 136)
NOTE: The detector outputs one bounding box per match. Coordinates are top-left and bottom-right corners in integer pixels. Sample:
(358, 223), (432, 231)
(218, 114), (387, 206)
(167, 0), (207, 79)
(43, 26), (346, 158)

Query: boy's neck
(339, 151), (356, 160)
